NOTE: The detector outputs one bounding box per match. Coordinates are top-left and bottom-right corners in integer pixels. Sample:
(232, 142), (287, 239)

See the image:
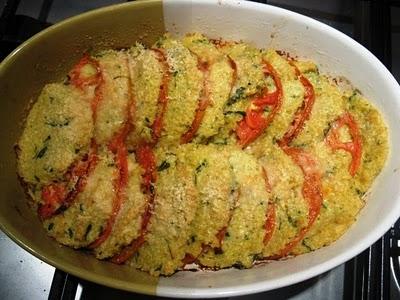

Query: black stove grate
(391, 219), (400, 292)
(0, 0), (52, 59)
(0, 0), (398, 299)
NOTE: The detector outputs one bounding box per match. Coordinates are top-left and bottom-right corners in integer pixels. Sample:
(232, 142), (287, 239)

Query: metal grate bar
(266, 1), (353, 23)
(0, 0), (21, 37)
(0, 0), (21, 20)
(38, 0), (54, 23)
(49, 269), (79, 300)
(392, 219), (400, 288)
(343, 234), (390, 300)
(390, 0), (400, 7)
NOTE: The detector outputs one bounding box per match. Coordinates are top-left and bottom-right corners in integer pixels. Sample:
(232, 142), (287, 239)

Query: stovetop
(0, 1), (399, 299)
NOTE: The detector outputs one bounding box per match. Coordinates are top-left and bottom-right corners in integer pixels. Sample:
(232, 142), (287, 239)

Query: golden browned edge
(0, 0), (165, 295)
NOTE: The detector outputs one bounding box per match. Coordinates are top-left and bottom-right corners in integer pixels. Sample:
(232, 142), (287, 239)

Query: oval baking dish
(1, 0), (400, 298)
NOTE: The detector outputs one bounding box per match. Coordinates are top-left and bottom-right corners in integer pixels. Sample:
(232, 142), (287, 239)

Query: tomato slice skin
(111, 144), (157, 264)
(278, 62), (315, 146)
(261, 167), (276, 245)
(150, 49), (171, 143)
(69, 54), (102, 89)
(235, 60), (283, 147)
(39, 183), (67, 219)
(227, 55), (238, 97)
(181, 58), (211, 144)
(135, 143), (157, 193)
(38, 141), (99, 220)
(264, 60), (322, 258)
(88, 130), (131, 249)
(263, 203), (276, 245)
(39, 54), (104, 221)
(111, 49), (171, 263)
(325, 112), (362, 177)
(273, 146), (323, 257)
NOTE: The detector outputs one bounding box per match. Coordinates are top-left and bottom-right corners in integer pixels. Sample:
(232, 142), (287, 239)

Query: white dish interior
(155, 0), (400, 297)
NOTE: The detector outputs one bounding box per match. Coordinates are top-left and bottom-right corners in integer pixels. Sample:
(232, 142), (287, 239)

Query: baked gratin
(16, 33), (388, 276)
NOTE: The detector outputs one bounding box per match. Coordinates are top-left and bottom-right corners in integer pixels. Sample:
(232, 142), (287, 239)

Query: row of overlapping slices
(16, 33), (388, 275)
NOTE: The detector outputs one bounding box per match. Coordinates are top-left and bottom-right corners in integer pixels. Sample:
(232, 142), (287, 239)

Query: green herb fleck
(323, 123), (332, 138)
(47, 223), (54, 231)
(45, 118), (71, 127)
(226, 87), (246, 106)
(34, 146), (48, 159)
(224, 110), (246, 117)
(68, 228), (74, 238)
(157, 160), (170, 172)
(155, 265), (162, 272)
(154, 36), (166, 48)
(273, 196), (280, 203)
(349, 89), (361, 102)
(194, 38), (209, 44)
(84, 224), (92, 240)
(302, 239), (313, 252)
(287, 215), (298, 227)
(195, 160), (208, 173)
(355, 188), (365, 197)
(253, 254), (263, 261)
(211, 137), (228, 145)
(194, 160), (208, 185)
(264, 106), (271, 113)
(233, 262), (245, 269)
(34, 136), (51, 159)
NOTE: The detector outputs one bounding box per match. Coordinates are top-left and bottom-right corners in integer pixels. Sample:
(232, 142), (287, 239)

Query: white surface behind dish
(159, 0), (400, 297)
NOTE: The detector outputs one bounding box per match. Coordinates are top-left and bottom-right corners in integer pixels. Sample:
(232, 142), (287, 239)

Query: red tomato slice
(227, 55), (238, 97)
(181, 58), (211, 144)
(235, 60), (283, 147)
(111, 143), (157, 264)
(69, 54), (104, 124)
(261, 167), (276, 245)
(88, 141), (130, 249)
(279, 62), (315, 146)
(325, 112), (362, 176)
(38, 146), (99, 220)
(110, 189), (155, 264)
(111, 51), (170, 261)
(150, 49), (171, 143)
(236, 118), (260, 147)
(38, 183), (67, 219)
(245, 109), (266, 130)
(135, 143), (157, 192)
(69, 54), (102, 90)
(275, 146), (322, 257)
(264, 203), (276, 245)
